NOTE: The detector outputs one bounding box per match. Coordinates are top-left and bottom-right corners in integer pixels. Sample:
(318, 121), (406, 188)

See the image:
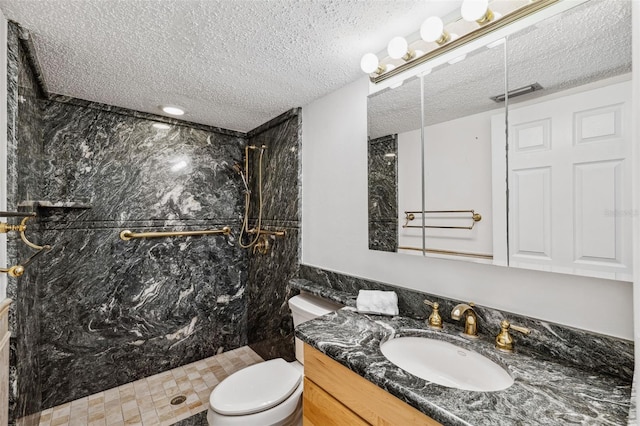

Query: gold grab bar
(119, 226), (232, 241)
(1, 214), (52, 277)
(398, 246), (493, 260)
(403, 210), (482, 229)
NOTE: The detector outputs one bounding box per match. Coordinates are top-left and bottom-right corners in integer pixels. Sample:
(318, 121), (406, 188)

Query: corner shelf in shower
(17, 200), (93, 210)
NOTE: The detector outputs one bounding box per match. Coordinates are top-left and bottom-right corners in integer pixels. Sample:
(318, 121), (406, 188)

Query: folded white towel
(356, 290), (399, 316)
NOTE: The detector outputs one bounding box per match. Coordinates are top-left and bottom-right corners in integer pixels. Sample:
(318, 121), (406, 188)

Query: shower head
(231, 161), (243, 175)
(229, 161), (250, 193)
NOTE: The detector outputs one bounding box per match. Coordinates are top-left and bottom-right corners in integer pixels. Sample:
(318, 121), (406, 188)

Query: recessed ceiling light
(161, 105), (185, 116)
(152, 123), (171, 130)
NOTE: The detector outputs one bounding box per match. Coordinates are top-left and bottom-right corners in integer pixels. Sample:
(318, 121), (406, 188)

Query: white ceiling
(0, 0), (464, 133)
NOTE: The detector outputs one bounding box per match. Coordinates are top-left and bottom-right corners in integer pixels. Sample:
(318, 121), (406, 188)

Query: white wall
(302, 76), (634, 340)
(0, 11), (7, 301)
(397, 109), (496, 258)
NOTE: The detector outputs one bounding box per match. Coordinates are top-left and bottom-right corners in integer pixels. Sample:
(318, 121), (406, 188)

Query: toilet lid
(210, 358), (302, 416)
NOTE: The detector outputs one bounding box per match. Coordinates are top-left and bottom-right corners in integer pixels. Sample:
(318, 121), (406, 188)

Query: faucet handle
(495, 320), (531, 353)
(423, 300), (443, 329)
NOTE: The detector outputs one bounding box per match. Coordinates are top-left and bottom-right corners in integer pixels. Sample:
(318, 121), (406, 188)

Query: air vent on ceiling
(490, 83), (543, 102)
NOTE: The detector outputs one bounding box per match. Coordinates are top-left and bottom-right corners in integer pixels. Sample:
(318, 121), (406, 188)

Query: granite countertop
(295, 308), (631, 425)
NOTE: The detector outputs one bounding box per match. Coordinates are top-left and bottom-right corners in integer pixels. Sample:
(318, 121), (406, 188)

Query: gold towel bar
(120, 226), (232, 241)
(398, 246), (493, 260)
(403, 210), (482, 229)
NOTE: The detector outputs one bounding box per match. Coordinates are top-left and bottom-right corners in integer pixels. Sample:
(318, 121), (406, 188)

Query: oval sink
(380, 337), (513, 392)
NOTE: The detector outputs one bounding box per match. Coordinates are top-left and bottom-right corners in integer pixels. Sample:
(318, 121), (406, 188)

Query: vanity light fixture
(161, 105), (185, 116)
(461, 0), (495, 25)
(421, 17), (450, 45)
(360, 53), (386, 75)
(387, 36), (415, 61)
(361, 0), (559, 83)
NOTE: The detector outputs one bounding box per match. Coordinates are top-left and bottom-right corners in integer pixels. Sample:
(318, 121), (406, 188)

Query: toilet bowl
(207, 292), (342, 425)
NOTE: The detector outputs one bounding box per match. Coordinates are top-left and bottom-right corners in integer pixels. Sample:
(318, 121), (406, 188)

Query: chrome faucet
(451, 302), (478, 338)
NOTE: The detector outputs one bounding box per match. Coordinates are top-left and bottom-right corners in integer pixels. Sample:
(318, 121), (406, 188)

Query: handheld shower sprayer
(231, 161), (250, 193)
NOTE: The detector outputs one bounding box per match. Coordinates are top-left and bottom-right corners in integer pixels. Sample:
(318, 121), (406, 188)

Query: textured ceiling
(0, 0), (464, 132)
(368, 0), (632, 139)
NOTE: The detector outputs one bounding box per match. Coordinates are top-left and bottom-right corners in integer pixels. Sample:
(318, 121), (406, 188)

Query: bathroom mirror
(500, 0), (633, 280)
(367, 0), (634, 281)
(368, 75), (422, 252)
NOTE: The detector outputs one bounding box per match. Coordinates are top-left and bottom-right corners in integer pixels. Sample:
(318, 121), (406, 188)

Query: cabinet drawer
(303, 377), (368, 426)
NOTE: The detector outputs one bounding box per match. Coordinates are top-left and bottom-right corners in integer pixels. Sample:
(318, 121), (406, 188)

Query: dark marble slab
(247, 224), (300, 362)
(296, 308), (632, 426)
(245, 110), (301, 361)
(246, 109), (301, 223)
(46, 95), (245, 138)
(368, 220), (398, 252)
(368, 134), (397, 221)
(6, 22), (44, 424)
(291, 278), (356, 308)
(298, 265), (634, 381)
(173, 411), (208, 426)
(41, 99), (246, 223)
(38, 225), (246, 407)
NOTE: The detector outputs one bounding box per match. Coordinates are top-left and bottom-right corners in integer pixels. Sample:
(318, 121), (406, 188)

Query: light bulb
(388, 36), (409, 59)
(360, 53), (381, 74)
(420, 17), (449, 45)
(461, 0), (493, 24)
(161, 105), (185, 116)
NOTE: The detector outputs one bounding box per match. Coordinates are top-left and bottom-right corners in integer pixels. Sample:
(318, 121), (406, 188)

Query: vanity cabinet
(302, 343), (441, 425)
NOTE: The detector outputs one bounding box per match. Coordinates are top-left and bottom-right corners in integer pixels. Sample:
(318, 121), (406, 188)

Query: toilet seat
(210, 359), (302, 416)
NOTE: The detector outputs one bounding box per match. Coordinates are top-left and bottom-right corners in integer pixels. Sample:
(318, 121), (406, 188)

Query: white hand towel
(356, 290), (399, 316)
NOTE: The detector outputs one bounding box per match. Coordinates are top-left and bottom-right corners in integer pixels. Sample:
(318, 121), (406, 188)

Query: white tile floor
(35, 346), (263, 426)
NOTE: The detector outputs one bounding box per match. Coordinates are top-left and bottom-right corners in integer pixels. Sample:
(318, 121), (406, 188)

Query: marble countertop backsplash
(291, 277), (633, 425)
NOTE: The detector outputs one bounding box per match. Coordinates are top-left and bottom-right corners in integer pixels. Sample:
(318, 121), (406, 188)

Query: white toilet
(207, 292), (343, 425)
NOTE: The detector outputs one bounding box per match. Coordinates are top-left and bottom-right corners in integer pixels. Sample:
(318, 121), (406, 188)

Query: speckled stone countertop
(296, 308), (631, 425)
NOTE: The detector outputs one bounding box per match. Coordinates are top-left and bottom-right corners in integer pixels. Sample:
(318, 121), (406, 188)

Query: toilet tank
(289, 292), (343, 364)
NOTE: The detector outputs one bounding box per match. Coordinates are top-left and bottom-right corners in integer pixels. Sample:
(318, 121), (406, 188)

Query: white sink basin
(380, 336), (513, 392)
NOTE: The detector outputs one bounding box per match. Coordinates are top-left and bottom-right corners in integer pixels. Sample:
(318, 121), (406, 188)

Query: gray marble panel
(298, 265), (634, 381)
(46, 95), (245, 138)
(368, 220), (397, 252)
(246, 109), (301, 223)
(368, 134), (397, 221)
(247, 225), (300, 361)
(245, 110), (301, 361)
(38, 225), (245, 408)
(41, 99), (246, 222)
(6, 24), (44, 424)
(368, 135), (398, 253)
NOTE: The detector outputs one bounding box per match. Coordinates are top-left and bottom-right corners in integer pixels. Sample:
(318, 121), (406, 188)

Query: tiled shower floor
(35, 346), (264, 426)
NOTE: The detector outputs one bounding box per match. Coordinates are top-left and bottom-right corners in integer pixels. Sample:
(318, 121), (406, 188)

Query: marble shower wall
(246, 109), (301, 361)
(368, 134), (397, 252)
(6, 23), (45, 425)
(36, 97), (249, 409)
